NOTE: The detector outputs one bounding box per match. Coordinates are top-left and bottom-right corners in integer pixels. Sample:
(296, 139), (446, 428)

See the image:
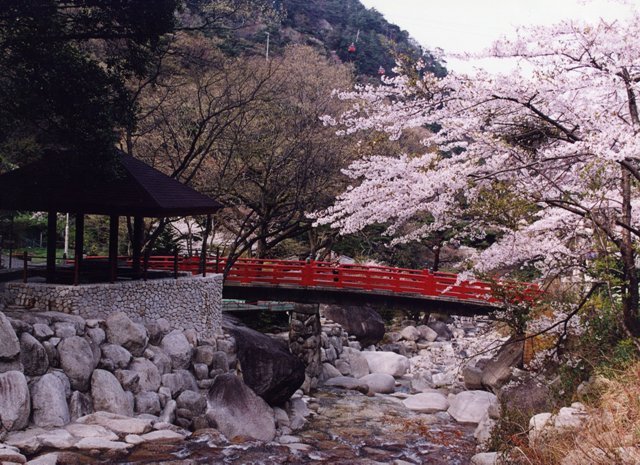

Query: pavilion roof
(0, 151), (222, 217)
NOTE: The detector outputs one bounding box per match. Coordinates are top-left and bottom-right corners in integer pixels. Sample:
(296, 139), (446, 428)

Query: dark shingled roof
(0, 151), (223, 217)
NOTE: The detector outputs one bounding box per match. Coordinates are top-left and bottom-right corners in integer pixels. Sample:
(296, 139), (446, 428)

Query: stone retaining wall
(289, 304), (322, 393)
(1, 275), (223, 337)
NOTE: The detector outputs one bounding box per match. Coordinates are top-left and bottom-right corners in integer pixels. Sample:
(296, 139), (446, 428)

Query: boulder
(0, 311), (20, 360)
(359, 373), (395, 394)
(31, 373), (70, 427)
(161, 370), (198, 398)
(462, 364), (484, 390)
(91, 369), (134, 416)
(427, 321), (453, 341)
(400, 326), (421, 342)
(32, 323), (54, 341)
(403, 391), (449, 413)
(497, 373), (553, 414)
(58, 336), (97, 391)
(471, 452), (499, 465)
(417, 325), (438, 342)
(206, 373), (276, 442)
(481, 339), (524, 392)
(410, 371), (434, 392)
(129, 358), (161, 393)
(54, 322), (76, 339)
(320, 305), (385, 347)
(361, 351), (410, 378)
(160, 330), (194, 370)
(86, 327), (106, 346)
(37, 428), (77, 449)
(194, 345), (216, 367)
(105, 312), (148, 357)
(529, 412), (553, 445)
(148, 345), (172, 375)
(228, 325), (304, 405)
(474, 412), (496, 447)
(0, 371), (30, 431)
(69, 391), (93, 421)
(19, 332), (49, 376)
(176, 390), (207, 418)
(0, 446), (27, 463)
(4, 428), (46, 454)
(99, 343), (132, 371)
(341, 347), (369, 378)
(324, 376), (369, 394)
(319, 363), (342, 382)
(77, 411), (152, 435)
(145, 318), (170, 345)
(135, 392), (161, 415)
(554, 404), (587, 430)
(448, 390), (498, 424)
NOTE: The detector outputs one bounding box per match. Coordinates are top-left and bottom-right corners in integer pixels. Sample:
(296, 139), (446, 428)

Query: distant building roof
(0, 150), (222, 217)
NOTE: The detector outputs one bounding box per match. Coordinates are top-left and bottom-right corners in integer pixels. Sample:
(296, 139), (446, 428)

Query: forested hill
(233, 0), (446, 78)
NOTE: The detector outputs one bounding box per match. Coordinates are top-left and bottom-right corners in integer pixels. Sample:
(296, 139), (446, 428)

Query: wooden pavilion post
(109, 215), (119, 283)
(74, 213), (84, 285)
(132, 216), (143, 277)
(46, 211), (57, 283)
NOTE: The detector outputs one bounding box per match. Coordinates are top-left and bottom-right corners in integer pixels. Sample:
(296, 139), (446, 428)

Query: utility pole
(64, 213), (69, 259)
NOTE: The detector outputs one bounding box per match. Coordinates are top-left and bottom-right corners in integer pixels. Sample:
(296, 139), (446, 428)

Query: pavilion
(0, 150), (223, 283)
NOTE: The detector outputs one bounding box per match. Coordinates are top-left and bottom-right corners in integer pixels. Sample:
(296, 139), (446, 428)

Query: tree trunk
(620, 168), (640, 336)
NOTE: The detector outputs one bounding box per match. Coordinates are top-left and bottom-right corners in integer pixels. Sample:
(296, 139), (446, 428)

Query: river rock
(75, 437), (133, 451)
(129, 358), (161, 393)
(320, 363), (342, 382)
(31, 373), (70, 427)
(20, 332), (49, 376)
(400, 326), (421, 342)
(54, 322), (76, 339)
(58, 336), (97, 391)
(91, 369), (133, 416)
(471, 452), (499, 465)
(324, 376), (369, 394)
(77, 411), (153, 435)
(69, 391), (93, 420)
(99, 343), (132, 371)
(427, 321), (453, 340)
(145, 318), (171, 345)
(474, 412), (496, 447)
(206, 373), (276, 442)
(32, 323), (54, 340)
(0, 445), (27, 463)
(403, 391), (449, 413)
(160, 330), (193, 370)
(361, 351), (410, 377)
(359, 373), (395, 394)
(105, 312), (148, 357)
(341, 347), (369, 378)
(228, 325), (304, 405)
(417, 325), (438, 342)
(37, 429), (77, 449)
(148, 345), (172, 375)
(481, 338), (524, 392)
(448, 390), (498, 424)
(320, 305), (385, 346)
(4, 428), (46, 454)
(65, 423), (118, 440)
(554, 404), (587, 430)
(135, 391), (161, 415)
(161, 370), (198, 398)
(410, 371), (434, 392)
(0, 370), (30, 431)
(194, 345), (216, 366)
(0, 311), (20, 360)
(176, 390), (206, 418)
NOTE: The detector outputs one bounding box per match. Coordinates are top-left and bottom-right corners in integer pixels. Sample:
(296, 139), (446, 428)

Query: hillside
(233, 0), (446, 78)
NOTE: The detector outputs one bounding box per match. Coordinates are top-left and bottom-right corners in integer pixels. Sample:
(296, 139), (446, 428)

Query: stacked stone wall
(1, 276), (223, 337)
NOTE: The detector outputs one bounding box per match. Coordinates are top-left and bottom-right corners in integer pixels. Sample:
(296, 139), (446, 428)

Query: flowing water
(71, 386), (476, 465)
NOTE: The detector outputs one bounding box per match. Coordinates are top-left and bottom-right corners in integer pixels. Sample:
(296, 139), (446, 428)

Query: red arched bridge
(143, 256), (540, 316)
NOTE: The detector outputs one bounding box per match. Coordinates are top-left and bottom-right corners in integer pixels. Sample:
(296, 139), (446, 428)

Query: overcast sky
(360, 0), (636, 73)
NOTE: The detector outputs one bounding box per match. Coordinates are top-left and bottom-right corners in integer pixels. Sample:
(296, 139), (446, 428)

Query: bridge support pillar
(289, 304), (321, 394)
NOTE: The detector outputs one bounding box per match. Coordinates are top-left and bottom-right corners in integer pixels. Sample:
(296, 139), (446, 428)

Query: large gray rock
(160, 330), (193, 370)
(69, 391), (93, 421)
(176, 390), (206, 417)
(0, 311), (20, 360)
(427, 321), (453, 340)
(58, 336), (97, 391)
(99, 343), (132, 371)
(417, 325), (438, 342)
(91, 369), (134, 416)
(481, 339), (524, 392)
(361, 351), (410, 378)
(145, 318), (170, 345)
(161, 370), (198, 398)
(340, 347), (369, 378)
(206, 374), (276, 442)
(20, 332), (49, 376)
(324, 376), (369, 394)
(31, 373), (70, 427)
(148, 345), (172, 375)
(359, 373), (395, 394)
(321, 305), (385, 347)
(403, 391), (449, 413)
(105, 312), (148, 357)
(448, 390), (498, 425)
(400, 326), (421, 342)
(0, 371), (30, 431)
(228, 325), (304, 406)
(135, 391), (161, 415)
(129, 358), (161, 393)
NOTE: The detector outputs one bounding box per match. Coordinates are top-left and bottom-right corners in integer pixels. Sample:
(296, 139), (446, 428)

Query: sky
(359, 0), (637, 73)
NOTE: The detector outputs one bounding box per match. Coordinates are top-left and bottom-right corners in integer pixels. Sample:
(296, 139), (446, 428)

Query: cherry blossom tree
(315, 12), (640, 336)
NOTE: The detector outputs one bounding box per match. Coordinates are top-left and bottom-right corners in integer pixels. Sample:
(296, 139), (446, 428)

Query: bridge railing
(76, 255), (540, 305)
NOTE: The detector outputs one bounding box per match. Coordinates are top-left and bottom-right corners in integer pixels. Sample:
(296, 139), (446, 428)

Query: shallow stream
(83, 386), (476, 465)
